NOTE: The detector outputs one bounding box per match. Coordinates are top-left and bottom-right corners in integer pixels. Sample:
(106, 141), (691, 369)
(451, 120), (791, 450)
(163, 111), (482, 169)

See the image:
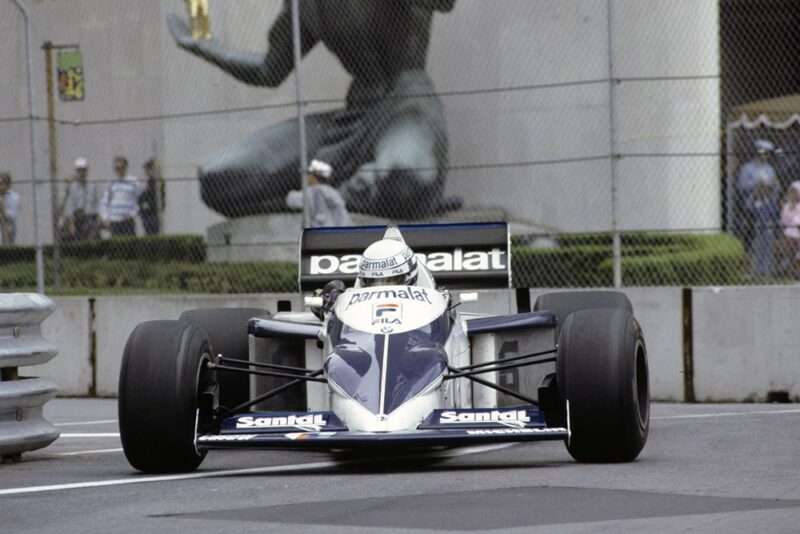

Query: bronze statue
(168, 0), (458, 220)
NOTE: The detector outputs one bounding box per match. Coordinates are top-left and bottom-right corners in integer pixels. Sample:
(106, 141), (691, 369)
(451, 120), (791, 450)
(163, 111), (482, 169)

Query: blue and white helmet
(359, 227), (418, 287)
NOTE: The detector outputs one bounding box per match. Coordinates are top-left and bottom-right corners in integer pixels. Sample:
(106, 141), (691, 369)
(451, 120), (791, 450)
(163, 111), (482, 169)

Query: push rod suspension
(210, 362), (327, 383)
(221, 368), (326, 416)
(445, 366), (538, 406)
(454, 348), (557, 373)
(216, 356), (314, 375)
(446, 356), (557, 380)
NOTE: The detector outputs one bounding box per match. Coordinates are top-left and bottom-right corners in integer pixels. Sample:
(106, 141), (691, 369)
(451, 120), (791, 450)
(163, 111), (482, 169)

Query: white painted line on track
(0, 461), (340, 496)
(653, 408), (800, 420)
(56, 419), (118, 427)
(59, 433), (120, 438)
(0, 443), (510, 497)
(52, 448), (124, 457)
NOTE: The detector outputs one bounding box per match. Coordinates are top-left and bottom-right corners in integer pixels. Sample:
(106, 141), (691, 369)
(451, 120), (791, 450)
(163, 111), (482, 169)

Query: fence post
(291, 0), (309, 229)
(43, 41), (62, 291)
(606, 0), (622, 288)
(0, 293), (60, 461)
(9, 0), (45, 295)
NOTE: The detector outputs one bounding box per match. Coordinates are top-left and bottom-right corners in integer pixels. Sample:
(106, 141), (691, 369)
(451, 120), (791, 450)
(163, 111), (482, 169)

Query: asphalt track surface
(1, 400), (799, 533)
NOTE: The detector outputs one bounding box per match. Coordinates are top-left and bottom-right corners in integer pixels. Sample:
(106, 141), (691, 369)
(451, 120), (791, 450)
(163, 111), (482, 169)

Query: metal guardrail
(0, 293), (59, 461)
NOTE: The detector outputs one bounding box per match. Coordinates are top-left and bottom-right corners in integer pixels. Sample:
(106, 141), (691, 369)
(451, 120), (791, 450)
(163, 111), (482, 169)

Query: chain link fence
(1, 0), (797, 294)
(721, 0), (800, 284)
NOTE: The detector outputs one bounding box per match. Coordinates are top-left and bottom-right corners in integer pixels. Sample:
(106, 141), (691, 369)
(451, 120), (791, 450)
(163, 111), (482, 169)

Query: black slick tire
(118, 320), (212, 473)
(557, 308), (649, 462)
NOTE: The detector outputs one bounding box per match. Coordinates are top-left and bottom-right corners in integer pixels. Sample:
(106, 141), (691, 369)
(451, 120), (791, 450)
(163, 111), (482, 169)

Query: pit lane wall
(0, 294), (60, 459)
(29, 287), (800, 402)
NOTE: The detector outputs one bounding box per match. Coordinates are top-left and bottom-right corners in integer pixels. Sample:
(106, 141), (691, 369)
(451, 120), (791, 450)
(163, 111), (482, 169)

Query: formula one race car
(118, 223), (649, 473)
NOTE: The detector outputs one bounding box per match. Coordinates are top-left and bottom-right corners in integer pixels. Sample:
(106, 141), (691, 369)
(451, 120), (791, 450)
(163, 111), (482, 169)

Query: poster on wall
(57, 49), (84, 102)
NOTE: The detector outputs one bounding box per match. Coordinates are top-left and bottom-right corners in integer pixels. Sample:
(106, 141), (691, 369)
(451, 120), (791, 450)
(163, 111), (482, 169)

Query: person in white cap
(61, 158), (101, 241)
(286, 160), (353, 228)
(737, 139), (779, 253)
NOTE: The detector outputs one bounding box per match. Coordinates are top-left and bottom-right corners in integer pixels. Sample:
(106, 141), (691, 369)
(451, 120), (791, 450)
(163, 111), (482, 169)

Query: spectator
(750, 174), (780, 277)
(0, 171), (20, 245)
(139, 159), (163, 236)
(286, 160), (353, 228)
(100, 156), (142, 237)
(737, 139), (778, 252)
(780, 181), (800, 276)
(61, 158), (101, 241)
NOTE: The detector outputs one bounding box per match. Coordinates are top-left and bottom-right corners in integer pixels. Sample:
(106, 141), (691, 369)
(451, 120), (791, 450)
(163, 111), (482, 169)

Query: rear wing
(299, 222), (511, 291)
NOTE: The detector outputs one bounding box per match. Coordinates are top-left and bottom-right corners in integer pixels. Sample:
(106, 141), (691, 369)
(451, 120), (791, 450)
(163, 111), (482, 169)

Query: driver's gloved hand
(322, 280), (346, 312)
(311, 280), (346, 320)
(310, 288), (325, 320)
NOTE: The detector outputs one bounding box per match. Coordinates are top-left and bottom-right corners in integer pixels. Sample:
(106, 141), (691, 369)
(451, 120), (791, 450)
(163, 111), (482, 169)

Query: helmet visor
(361, 274), (407, 287)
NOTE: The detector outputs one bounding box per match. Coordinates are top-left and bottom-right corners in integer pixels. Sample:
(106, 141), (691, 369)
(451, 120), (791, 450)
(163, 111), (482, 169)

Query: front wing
(196, 407), (569, 452)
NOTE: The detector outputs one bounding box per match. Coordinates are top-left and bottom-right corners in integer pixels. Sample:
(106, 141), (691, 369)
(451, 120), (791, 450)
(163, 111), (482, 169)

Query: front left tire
(119, 320), (213, 473)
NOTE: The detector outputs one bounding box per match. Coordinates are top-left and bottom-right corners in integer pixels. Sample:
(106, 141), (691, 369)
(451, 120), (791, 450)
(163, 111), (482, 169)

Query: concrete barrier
(35, 294), (301, 397)
(39, 297), (92, 396)
(693, 286), (800, 401)
(0, 294), (60, 460)
(29, 287), (800, 402)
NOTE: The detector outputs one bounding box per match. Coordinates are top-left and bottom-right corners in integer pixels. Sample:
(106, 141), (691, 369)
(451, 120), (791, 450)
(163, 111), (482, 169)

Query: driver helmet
(359, 236), (418, 287)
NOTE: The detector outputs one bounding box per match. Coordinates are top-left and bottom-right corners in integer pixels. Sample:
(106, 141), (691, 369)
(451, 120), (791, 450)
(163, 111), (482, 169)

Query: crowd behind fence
(1, 1), (798, 294)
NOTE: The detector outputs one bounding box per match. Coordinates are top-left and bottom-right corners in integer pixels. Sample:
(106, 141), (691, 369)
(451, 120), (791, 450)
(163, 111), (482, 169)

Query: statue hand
(166, 12), (272, 85)
(167, 13), (204, 52)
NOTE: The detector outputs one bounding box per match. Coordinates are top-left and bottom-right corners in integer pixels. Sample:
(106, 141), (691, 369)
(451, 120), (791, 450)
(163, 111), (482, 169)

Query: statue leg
(199, 118), (304, 217)
(343, 113), (445, 219)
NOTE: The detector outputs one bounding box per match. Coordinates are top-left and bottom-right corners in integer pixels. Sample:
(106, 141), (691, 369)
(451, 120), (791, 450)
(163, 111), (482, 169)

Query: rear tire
(119, 320), (212, 473)
(534, 291), (632, 326)
(557, 308), (649, 462)
(179, 308), (270, 412)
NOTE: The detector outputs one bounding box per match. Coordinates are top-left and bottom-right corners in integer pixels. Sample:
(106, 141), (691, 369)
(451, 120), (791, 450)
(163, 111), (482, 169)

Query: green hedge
(0, 235), (297, 294)
(60, 235), (206, 262)
(0, 232), (746, 294)
(0, 235), (206, 265)
(0, 259), (297, 294)
(512, 232), (745, 288)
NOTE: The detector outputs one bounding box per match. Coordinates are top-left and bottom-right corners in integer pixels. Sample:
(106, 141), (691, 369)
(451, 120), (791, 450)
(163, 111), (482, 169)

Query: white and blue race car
(118, 223), (649, 473)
